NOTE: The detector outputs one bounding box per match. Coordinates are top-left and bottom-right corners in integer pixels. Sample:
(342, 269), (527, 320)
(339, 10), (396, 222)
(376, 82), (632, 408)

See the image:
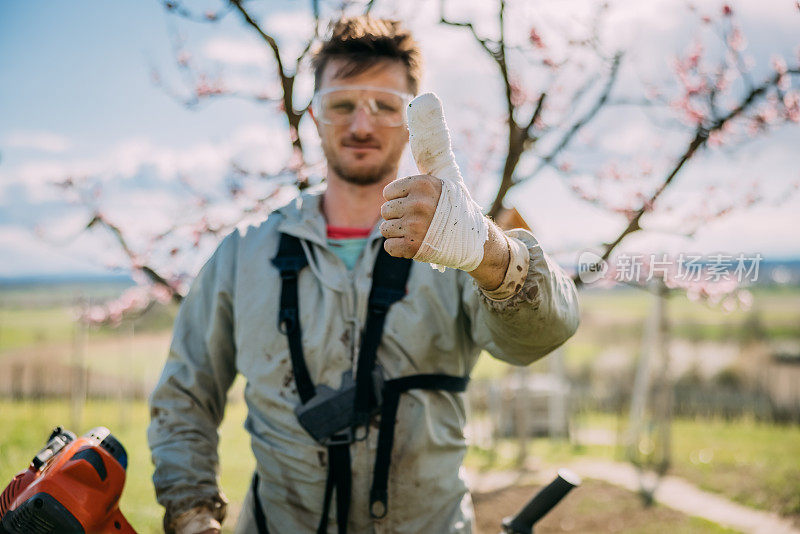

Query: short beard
(328, 157), (397, 186)
(319, 131), (406, 186)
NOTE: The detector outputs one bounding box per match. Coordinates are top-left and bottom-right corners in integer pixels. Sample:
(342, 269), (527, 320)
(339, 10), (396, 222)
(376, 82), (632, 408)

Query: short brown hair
(311, 16), (422, 95)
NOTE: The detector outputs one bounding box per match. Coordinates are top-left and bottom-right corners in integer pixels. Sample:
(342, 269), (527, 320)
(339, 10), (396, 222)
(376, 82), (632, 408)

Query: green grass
(669, 417), (800, 517)
(556, 411), (800, 519)
(0, 301), (177, 353)
(465, 435), (615, 472)
(0, 307), (79, 351)
(466, 409), (800, 520)
(0, 398), (253, 534)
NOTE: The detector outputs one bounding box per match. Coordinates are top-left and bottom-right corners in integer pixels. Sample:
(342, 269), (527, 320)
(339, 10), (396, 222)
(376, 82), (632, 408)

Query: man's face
(312, 59), (411, 186)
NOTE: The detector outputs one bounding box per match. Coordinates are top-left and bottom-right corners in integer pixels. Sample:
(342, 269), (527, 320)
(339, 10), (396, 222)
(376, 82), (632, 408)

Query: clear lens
(314, 87), (410, 127)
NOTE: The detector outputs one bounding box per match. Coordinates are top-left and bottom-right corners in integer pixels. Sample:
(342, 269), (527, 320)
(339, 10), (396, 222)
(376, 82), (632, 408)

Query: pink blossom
(195, 74), (226, 98)
(727, 27), (746, 52)
(150, 284), (173, 304)
(685, 40), (703, 70)
(707, 129), (725, 147)
(758, 102), (779, 124)
(529, 27), (545, 49)
(722, 4), (733, 16)
(86, 306), (108, 324)
(673, 96), (706, 125)
(204, 10), (218, 21)
(559, 161), (573, 172)
(509, 77), (528, 107)
(784, 91), (800, 122)
(644, 85), (661, 99)
(743, 191), (761, 206)
(177, 51), (191, 67)
(714, 70), (731, 92)
(721, 296), (737, 312)
(771, 55), (788, 75)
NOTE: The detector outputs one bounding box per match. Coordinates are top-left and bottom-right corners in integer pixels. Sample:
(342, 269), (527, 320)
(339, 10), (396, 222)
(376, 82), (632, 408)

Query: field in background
(3, 285), (799, 390)
(1, 282), (798, 531)
(4, 400), (797, 532)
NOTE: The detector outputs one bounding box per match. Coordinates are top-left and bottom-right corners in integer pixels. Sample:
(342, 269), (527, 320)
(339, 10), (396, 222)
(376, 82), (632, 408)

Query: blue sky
(1, 0), (799, 277)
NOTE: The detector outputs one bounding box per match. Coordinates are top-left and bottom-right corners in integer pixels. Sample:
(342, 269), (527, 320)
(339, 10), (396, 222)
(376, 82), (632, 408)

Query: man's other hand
(380, 175), (442, 258)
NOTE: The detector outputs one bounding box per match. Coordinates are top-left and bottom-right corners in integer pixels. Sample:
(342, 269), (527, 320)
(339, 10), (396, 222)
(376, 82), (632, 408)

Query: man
(148, 16), (580, 534)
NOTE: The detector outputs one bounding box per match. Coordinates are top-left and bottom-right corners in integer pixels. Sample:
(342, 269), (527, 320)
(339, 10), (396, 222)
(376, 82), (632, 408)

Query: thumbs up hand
(380, 174), (443, 260)
(380, 93), (489, 273)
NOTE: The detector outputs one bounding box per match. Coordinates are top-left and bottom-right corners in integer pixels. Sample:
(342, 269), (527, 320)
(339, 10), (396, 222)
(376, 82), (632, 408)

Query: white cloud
(0, 121), (293, 203)
(265, 10), (315, 44)
(2, 131), (71, 153)
(0, 225), (120, 276)
(202, 36), (270, 66)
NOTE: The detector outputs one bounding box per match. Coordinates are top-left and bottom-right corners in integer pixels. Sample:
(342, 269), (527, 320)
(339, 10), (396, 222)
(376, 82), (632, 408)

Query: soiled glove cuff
(173, 507), (221, 534)
(480, 235), (530, 301)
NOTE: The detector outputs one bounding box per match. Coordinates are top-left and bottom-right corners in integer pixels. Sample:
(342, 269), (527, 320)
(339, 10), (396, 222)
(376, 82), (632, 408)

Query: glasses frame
(311, 85), (414, 127)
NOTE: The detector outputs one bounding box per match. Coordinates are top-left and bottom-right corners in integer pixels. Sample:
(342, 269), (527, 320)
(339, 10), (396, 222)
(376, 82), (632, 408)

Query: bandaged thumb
(407, 93), (489, 272)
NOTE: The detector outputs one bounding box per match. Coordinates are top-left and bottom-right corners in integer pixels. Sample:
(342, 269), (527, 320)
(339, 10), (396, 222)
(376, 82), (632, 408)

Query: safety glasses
(312, 85), (413, 127)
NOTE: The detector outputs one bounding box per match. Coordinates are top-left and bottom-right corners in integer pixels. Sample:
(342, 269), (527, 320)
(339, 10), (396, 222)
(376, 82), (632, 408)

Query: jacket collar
(276, 185), (384, 248)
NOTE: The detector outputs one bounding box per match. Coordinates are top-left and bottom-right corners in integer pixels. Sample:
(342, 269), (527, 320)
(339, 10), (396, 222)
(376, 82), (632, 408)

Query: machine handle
(501, 469), (581, 534)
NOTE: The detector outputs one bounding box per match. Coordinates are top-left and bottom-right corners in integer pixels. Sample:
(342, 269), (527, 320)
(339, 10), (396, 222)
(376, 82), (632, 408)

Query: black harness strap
(273, 233), (366, 534)
(318, 444), (352, 534)
(353, 246), (412, 430)
(272, 232), (465, 533)
(251, 473), (270, 534)
(368, 375), (469, 519)
(272, 235), (316, 404)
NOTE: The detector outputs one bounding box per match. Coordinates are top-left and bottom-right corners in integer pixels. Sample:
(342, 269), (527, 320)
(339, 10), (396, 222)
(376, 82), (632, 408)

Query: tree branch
(87, 214), (183, 303)
(230, 0), (304, 153)
(524, 93), (546, 136)
(573, 67), (798, 287)
(439, 0), (498, 59)
(519, 52), (623, 186)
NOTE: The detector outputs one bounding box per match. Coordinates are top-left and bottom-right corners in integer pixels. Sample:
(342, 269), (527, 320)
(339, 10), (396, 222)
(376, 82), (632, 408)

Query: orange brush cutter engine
(0, 426), (135, 534)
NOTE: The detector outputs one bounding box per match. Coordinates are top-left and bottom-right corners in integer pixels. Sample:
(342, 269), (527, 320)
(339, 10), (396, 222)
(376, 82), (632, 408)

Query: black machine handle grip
(501, 469), (581, 534)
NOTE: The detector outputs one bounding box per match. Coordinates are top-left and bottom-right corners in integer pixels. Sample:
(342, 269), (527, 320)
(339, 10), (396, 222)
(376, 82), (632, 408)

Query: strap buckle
(321, 428), (354, 446)
(278, 308), (297, 334)
(272, 256), (306, 280)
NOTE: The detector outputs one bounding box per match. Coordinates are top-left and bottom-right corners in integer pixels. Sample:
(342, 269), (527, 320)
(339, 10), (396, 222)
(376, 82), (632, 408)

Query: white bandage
(407, 93), (489, 272)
